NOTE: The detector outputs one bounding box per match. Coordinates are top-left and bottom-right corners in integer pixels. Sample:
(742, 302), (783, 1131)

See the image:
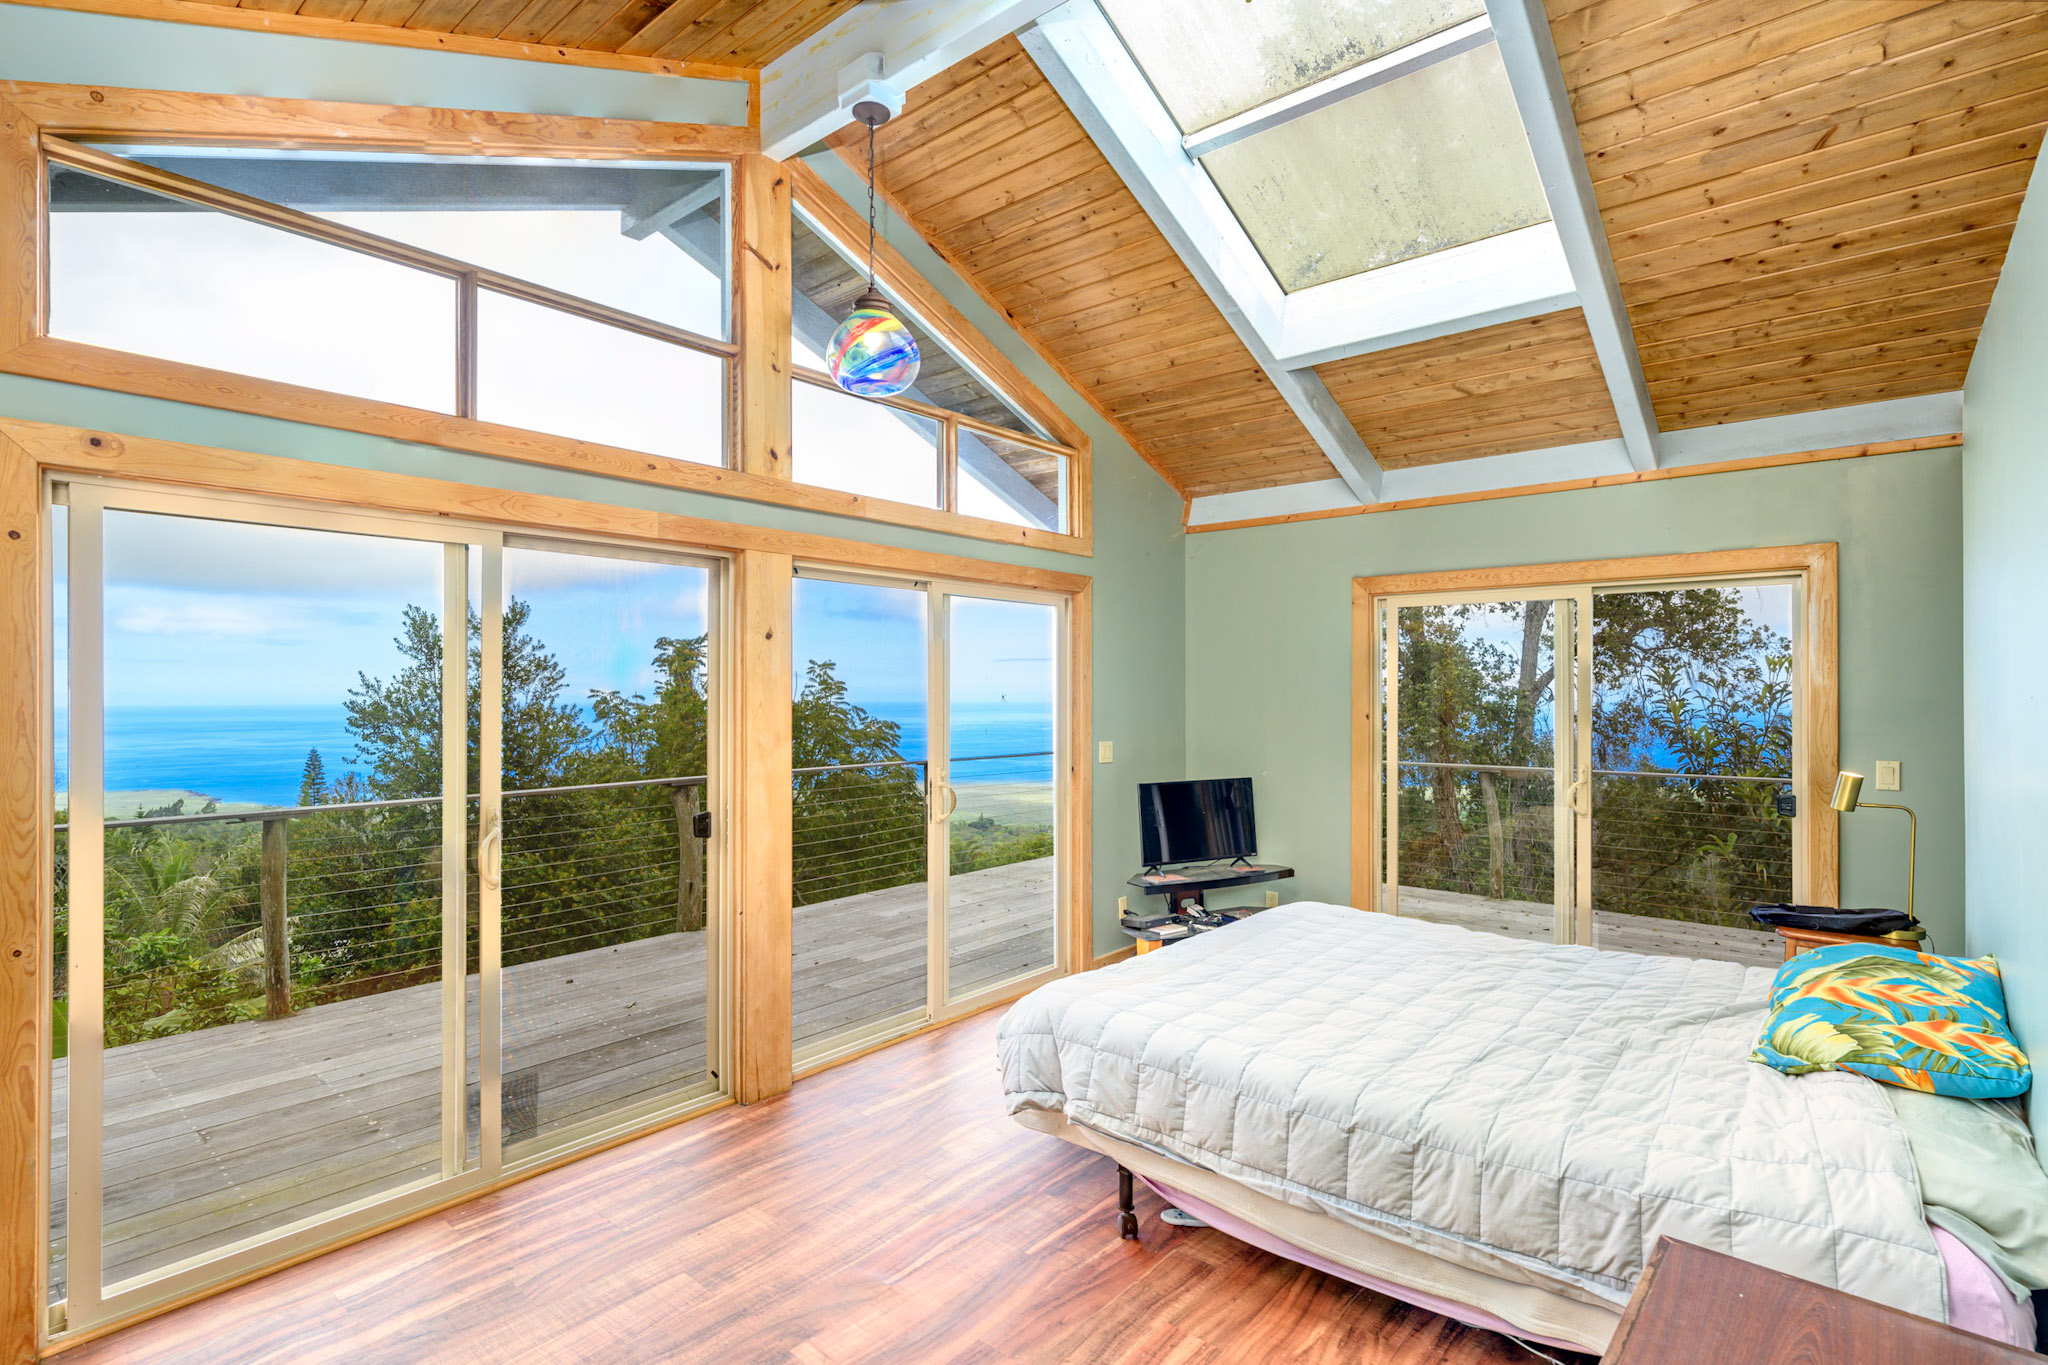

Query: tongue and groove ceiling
(835, 0), (2047, 508)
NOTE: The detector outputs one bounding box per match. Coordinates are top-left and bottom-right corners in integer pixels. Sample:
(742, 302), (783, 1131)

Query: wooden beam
(759, 0), (1066, 160)
(0, 431), (44, 1365)
(732, 548), (793, 1104)
(1485, 0), (1660, 472)
(1064, 582), (1093, 971)
(1, 0), (760, 85)
(736, 154), (793, 480)
(0, 418), (1094, 594)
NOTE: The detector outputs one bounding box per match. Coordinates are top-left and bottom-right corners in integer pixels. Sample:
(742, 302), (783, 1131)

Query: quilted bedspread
(998, 903), (1947, 1317)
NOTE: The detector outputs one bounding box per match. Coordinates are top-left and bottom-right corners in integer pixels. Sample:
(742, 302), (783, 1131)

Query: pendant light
(826, 99), (921, 399)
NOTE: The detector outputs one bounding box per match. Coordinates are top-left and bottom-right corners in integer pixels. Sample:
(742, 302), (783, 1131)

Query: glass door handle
(1568, 778), (1591, 815)
(932, 785), (958, 821)
(480, 820), (503, 890)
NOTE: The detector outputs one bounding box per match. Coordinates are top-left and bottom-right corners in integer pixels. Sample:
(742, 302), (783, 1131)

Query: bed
(997, 903), (2037, 1354)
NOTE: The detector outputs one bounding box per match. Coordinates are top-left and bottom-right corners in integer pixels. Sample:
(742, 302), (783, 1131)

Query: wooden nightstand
(1775, 925), (1929, 961)
(1605, 1238), (2032, 1363)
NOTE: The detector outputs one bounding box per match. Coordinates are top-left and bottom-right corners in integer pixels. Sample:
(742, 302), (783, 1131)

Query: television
(1139, 777), (1257, 868)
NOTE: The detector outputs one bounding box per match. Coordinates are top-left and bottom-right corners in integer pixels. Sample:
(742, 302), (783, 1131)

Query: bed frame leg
(1116, 1165), (1139, 1240)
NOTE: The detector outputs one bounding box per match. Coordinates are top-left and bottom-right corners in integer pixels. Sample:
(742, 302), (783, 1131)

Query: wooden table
(1775, 925), (1929, 961)
(1604, 1238), (2033, 1363)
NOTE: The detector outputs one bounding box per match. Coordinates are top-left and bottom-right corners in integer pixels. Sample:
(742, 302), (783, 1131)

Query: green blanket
(1887, 1085), (2048, 1297)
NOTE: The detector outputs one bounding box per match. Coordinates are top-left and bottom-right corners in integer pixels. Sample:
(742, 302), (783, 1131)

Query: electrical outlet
(1876, 760), (1902, 792)
(1098, 740), (1113, 763)
(1117, 895), (1128, 914)
(1264, 890), (1280, 908)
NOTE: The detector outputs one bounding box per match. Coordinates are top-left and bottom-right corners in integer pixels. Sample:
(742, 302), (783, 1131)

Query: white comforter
(998, 903), (1947, 1317)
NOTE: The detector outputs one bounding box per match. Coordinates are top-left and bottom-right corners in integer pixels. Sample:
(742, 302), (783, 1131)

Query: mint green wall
(1961, 152), (2048, 1153)
(0, 29), (1185, 958)
(1182, 453), (1967, 945)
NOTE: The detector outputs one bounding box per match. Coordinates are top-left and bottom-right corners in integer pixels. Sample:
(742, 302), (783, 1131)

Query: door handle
(932, 785), (958, 821)
(1568, 777), (1591, 816)
(480, 818), (502, 890)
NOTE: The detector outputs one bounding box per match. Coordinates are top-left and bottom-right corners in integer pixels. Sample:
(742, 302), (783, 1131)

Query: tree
(791, 660), (927, 906)
(298, 749), (329, 807)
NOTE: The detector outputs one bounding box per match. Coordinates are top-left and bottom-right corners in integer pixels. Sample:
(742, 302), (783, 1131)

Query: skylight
(1098, 0), (1550, 292)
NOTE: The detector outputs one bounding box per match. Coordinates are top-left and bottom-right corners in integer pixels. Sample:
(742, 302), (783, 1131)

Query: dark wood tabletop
(1604, 1238), (2035, 1363)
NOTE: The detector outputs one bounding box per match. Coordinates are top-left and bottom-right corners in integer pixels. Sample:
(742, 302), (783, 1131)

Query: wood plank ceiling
(822, 2), (2048, 504)
(1553, 0), (2048, 431)
(828, 37), (1337, 499)
(200, 0), (856, 66)
(1316, 310), (1622, 469)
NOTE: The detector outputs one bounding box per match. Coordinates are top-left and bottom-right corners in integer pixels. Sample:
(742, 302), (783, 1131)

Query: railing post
(261, 816), (291, 1019)
(675, 784), (705, 933)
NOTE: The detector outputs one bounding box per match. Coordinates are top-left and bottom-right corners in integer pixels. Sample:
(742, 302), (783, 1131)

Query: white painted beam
(1486, 0), (1660, 472)
(761, 0), (1069, 160)
(1182, 15), (1495, 159)
(1024, 5), (1384, 502)
(1183, 391), (1964, 527)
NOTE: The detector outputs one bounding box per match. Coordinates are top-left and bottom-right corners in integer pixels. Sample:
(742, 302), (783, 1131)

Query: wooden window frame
(0, 413), (1095, 1357)
(787, 163), (1091, 541)
(0, 82), (1093, 557)
(1349, 545), (1841, 923)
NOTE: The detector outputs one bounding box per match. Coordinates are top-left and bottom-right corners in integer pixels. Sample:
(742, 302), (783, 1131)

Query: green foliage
(67, 598), (990, 1043)
(1394, 590), (1794, 927)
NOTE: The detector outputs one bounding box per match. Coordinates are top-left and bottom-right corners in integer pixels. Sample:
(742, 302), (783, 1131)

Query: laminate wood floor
(60, 1007), (1589, 1365)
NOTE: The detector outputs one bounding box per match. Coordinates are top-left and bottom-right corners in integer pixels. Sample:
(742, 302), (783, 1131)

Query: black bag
(1747, 904), (1919, 936)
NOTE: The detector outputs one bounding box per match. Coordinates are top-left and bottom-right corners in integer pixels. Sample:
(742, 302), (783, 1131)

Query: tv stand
(1127, 862), (1295, 916)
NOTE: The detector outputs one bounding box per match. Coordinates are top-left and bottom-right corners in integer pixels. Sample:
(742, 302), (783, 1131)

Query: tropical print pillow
(1751, 944), (2031, 1099)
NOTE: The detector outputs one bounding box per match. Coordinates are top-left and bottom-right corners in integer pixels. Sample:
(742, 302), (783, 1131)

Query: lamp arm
(1856, 802), (1917, 923)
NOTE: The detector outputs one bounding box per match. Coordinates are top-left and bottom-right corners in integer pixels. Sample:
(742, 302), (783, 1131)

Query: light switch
(1098, 740), (1113, 763)
(1875, 760), (1901, 792)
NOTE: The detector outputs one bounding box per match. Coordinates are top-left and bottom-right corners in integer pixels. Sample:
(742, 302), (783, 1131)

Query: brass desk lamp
(1831, 770), (1924, 943)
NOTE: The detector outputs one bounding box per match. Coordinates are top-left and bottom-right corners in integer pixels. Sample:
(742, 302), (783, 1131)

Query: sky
(793, 578), (1055, 712)
(50, 190), (1032, 518)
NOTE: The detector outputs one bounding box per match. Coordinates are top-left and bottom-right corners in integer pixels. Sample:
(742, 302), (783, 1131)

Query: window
(1101, 0), (1548, 292)
(788, 206), (1075, 533)
(43, 141), (732, 465)
(1354, 548), (1838, 971)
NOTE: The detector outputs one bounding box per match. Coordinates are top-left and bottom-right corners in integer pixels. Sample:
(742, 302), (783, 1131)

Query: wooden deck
(52, 857), (1056, 1299)
(1390, 886), (1782, 968)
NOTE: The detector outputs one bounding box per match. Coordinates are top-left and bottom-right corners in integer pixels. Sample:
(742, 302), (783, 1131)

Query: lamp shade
(1831, 771), (1864, 812)
(827, 298), (920, 398)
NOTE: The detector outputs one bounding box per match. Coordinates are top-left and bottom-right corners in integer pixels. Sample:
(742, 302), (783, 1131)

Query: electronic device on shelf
(1138, 776), (1257, 871)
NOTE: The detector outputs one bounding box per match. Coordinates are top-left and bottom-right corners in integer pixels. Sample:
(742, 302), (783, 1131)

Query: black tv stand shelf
(1127, 861), (1294, 913)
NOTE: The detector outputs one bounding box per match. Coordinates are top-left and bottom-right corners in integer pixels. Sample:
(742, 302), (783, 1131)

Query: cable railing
(1393, 763), (1792, 930)
(57, 750), (1060, 1046)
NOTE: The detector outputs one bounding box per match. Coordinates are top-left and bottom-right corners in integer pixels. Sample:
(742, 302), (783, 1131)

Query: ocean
(57, 700), (1055, 809)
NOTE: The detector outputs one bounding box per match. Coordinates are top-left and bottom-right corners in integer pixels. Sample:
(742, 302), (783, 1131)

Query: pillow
(1750, 943), (2031, 1098)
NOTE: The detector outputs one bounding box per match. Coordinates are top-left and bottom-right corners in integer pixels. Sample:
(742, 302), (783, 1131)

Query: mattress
(999, 903), (1950, 1337)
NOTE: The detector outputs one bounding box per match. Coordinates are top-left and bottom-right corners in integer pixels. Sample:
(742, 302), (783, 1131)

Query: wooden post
(735, 153), (792, 481)
(675, 784), (705, 934)
(260, 817), (290, 1020)
(732, 549), (793, 1104)
(1480, 770), (1505, 900)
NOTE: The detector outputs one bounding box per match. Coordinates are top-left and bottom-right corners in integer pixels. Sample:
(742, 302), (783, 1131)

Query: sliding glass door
(51, 480), (727, 1333)
(791, 571), (1066, 1065)
(1379, 592), (1591, 945)
(1374, 576), (1798, 965)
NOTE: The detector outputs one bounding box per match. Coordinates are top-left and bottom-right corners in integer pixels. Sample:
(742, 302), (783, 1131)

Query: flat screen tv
(1139, 777), (1256, 868)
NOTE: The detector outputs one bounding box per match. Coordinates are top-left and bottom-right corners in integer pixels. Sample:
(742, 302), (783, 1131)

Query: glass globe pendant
(828, 110), (920, 399)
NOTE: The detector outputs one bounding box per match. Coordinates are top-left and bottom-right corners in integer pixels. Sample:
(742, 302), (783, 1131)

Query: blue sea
(56, 700), (1054, 809)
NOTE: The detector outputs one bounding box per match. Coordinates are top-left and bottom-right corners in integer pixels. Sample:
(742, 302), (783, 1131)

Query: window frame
(0, 83), (1094, 556)
(787, 162), (1091, 542)
(1349, 545), (1842, 931)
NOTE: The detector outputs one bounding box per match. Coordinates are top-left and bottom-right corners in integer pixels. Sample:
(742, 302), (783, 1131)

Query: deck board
(52, 857), (1058, 1299)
